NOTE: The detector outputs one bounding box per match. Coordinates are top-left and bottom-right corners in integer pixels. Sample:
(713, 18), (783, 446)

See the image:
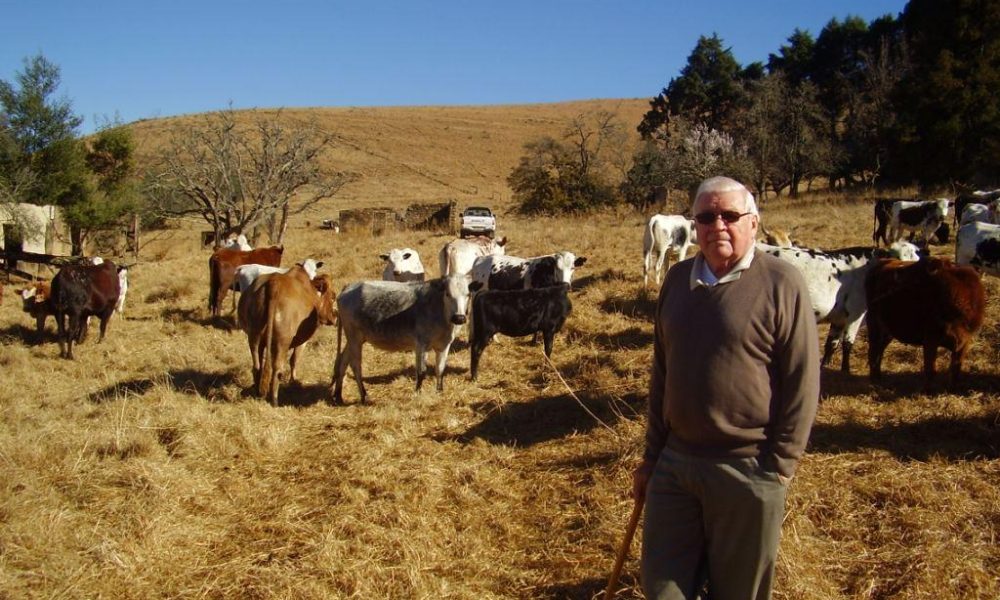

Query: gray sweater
(643, 252), (820, 478)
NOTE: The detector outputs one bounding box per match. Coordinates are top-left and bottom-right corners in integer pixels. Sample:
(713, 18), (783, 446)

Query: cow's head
(492, 236), (508, 254)
(310, 274), (338, 325)
(298, 258), (324, 280)
(554, 251), (587, 285)
(442, 274), (474, 325)
(887, 241), (922, 262)
(381, 248), (425, 281)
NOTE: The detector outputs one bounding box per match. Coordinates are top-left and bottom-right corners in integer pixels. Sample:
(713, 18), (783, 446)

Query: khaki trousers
(640, 447), (787, 600)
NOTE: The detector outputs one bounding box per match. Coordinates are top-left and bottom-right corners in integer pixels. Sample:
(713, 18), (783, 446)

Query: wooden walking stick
(604, 494), (645, 598)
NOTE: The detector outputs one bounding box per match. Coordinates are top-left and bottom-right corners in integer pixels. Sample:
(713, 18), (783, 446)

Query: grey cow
(331, 274), (477, 404)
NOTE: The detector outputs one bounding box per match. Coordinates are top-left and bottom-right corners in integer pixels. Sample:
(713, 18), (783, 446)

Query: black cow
(50, 260), (122, 359)
(469, 284), (572, 380)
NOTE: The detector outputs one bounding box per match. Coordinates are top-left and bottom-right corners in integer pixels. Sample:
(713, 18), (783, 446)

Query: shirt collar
(690, 246), (756, 289)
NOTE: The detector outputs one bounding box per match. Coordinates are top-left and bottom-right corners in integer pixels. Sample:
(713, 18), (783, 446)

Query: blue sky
(2, 0), (908, 134)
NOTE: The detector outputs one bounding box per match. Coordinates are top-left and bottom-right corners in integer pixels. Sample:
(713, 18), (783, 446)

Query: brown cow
(865, 257), (986, 391)
(237, 265), (337, 405)
(50, 261), (121, 359)
(208, 245), (283, 317)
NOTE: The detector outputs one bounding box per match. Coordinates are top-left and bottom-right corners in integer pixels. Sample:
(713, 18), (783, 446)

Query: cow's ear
(574, 257), (587, 267)
(468, 281), (483, 293)
(403, 252), (412, 260)
(379, 254), (389, 261)
(315, 261), (324, 269)
(497, 236), (508, 246)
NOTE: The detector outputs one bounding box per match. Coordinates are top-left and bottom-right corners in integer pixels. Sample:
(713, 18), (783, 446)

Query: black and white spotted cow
(887, 199), (949, 246)
(756, 240), (920, 373)
(956, 220), (1000, 276)
(470, 250), (587, 291)
(468, 284), (572, 380)
(874, 198), (950, 247)
(642, 214), (696, 287)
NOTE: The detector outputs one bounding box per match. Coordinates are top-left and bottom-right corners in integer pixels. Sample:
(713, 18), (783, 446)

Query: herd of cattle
(5, 191), (999, 403)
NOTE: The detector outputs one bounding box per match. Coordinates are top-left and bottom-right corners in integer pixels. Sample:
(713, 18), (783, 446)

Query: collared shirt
(690, 246), (756, 289)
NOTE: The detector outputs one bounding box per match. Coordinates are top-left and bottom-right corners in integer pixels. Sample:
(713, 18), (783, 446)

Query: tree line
(512, 0), (1000, 213)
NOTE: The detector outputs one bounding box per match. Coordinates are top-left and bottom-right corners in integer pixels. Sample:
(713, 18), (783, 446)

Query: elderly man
(632, 176), (820, 600)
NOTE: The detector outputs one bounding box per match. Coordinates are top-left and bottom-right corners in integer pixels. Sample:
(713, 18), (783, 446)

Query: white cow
(220, 234), (252, 251)
(756, 240), (920, 372)
(888, 199), (949, 245)
(642, 214), (696, 287)
(438, 236), (508, 277)
(380, 247), (425, 282)
(232, 259), (323, 294)
(956, 221), (1000, 276)
(959, 203), (994, 227)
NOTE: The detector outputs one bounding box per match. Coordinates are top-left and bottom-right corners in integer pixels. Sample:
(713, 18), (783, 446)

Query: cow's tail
(259, 292), (275, 397)
(333, 314), (344, 385)
(208, 257), (219, 315)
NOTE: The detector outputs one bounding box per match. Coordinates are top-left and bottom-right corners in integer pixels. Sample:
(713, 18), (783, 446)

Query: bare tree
(145, 107), (354, 245)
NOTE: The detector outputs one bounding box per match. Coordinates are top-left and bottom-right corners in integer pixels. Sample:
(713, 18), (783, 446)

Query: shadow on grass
(571, 268), (628, 292)
(0, 323), (56, 345)
(598, 289), (657, 321)
(439, 391), (644, 447)
(87, 368), (243, 403)
(590, 326), (653, 351)
(160, 307), (234, 331)
(810, 412), (999, 461)
(246, 381), (332, 408)
(821, 366), (1000, 400)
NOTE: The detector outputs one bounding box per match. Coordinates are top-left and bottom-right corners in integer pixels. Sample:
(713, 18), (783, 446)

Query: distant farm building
(336, 200), (458, 235)
(0, 203), (73, 278)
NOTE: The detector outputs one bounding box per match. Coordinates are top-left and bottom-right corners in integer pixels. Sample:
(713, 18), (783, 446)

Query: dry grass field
(1, 102), (999, 599)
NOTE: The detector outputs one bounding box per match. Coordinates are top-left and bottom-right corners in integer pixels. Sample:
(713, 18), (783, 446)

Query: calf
(19, 281), (55, 337)
(468, 284), (572, 381)
(756, 241), (919, 372)
(238, 267), (337, 405)
(760, 225), (796, 248)
(332, 275), (476, 404)
(208, 245), (284, 317)
(955, 221), (1000, 276)
(471, 251), (587, 290)
(642, 214), (695, 287)
(438, 235), (508, 277)
(219, 233), (252, 251)
(50, 260), (121, 359)
(888, 199), (949, 246)
(866, 258), (985, 390)
(380, 247), (426, 282)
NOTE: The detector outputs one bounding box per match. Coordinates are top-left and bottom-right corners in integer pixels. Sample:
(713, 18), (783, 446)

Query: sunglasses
(693, 210), (753, 225)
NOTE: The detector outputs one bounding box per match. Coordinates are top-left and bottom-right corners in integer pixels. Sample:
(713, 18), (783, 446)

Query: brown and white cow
(50, 260), (122, 359)
(19, 281), (55, 337)
(208, 245), (284, 317)
(237, 265), (337, 405)
(865, 257), (985, 391)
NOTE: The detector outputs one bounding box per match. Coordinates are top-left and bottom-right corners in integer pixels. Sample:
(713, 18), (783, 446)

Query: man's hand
(632, 459), (656, 502)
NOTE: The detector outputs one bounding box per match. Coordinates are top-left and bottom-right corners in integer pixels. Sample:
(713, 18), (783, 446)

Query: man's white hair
(694, 176), (758, 216)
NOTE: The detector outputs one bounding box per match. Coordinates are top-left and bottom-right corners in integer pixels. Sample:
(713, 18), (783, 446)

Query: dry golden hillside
(0, 102), (998, 599)
(129, 98), (651, 216)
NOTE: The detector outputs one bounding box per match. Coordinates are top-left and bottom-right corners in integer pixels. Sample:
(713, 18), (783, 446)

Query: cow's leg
(655, 247), (668, 287)
(97, 309), (114, 343)
(55, 312), (67, 358)
(331, 348), (347, 404)
(65, 313), (79, 359)
(643, 250), (652, 287)
(288, 345), (302, 384)
(248, 333), (262, 390)
(269, 343), (288, 406)
(434, 342), (453, 391)
(839, 319), (864, 373)
(821, 330), (840, 368)
(949, 341), (969, 390)
(414, 344), (427, 391)
(347, 341), (367, 404)
(542, 328), (555, 358)
(922, 344), (939, 392)
(867, 322), (891, 382)
(34, 315), (45, 342)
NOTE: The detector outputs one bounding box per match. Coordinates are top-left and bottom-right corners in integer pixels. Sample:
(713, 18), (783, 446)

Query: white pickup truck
(460, 206), (497, 238)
